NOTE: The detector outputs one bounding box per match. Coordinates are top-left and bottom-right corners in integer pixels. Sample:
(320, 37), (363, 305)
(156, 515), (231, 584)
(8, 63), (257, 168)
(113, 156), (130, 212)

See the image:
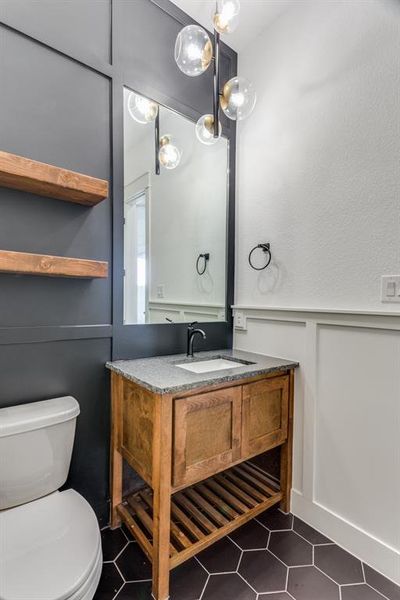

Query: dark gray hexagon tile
(114, 581), (152, 599)
(257, 508), (293, 531)
(342, 584), (391, 600)
(259, 594), (293, 599)
(229, 519), (269, 550)
(293, 517), (332, 545)
(197, 537), (241, 573)
(314, 544), (364, 585)
(93, 563), (124, 600)
(201, 573), (256, 600)
(101, 527), (128, 562)
(116, 542), (152, 582)
(269, 530), (313, 567)
(239, 549), (287, 593)
(288, 566), (340, 600)
(169, 558), (208, 600)
(364, 564), (400, 600)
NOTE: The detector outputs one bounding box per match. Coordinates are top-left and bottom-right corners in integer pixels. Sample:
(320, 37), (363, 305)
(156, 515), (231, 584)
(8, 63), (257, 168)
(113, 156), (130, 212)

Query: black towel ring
(196, 253), (210, 275)
(248, 243), (272, 270)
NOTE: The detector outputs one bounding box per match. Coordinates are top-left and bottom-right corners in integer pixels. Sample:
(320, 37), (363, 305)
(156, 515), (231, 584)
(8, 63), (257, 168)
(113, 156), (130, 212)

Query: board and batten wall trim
(0, 0), (237, 524)
(233, 306), (400, 586)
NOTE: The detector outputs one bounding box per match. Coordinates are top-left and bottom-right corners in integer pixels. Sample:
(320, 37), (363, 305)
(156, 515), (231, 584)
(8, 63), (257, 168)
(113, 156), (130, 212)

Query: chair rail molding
(233, 305), (400, 586)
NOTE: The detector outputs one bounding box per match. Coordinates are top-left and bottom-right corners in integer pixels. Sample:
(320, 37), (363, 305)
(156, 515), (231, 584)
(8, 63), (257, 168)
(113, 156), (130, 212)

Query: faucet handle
(188, 321), (198, 329)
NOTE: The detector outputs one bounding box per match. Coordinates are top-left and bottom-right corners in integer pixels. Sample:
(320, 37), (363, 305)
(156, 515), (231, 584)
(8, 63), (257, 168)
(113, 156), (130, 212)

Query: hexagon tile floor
(94, 507), (400, 600)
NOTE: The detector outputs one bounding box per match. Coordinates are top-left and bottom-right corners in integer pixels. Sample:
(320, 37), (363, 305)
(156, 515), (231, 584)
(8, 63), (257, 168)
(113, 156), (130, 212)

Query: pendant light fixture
(128, 91), (181, 174)
(174, 0), (256, 145)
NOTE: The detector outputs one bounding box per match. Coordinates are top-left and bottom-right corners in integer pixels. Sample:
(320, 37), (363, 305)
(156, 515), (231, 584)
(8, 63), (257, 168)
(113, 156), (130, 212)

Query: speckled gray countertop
(106, 349), (298, 395)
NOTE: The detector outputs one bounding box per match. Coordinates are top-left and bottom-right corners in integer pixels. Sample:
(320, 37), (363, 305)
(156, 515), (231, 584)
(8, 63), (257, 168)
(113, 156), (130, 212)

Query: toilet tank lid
(0, 396), (80, 438)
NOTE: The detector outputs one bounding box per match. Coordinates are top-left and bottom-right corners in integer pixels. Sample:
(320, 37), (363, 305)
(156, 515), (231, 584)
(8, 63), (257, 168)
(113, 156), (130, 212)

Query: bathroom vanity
(107, 350), (298, 600)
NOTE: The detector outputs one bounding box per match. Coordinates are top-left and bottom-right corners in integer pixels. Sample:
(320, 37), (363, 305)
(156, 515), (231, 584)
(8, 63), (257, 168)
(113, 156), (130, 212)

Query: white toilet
(0, 396), (102, 600)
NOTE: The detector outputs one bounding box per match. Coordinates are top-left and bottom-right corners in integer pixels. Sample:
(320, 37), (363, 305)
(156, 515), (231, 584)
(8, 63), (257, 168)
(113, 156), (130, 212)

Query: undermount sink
(175, 357), (251, 374)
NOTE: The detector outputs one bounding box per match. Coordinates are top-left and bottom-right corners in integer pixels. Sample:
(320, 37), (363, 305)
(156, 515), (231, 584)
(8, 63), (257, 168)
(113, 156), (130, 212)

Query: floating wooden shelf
(117, 461), (282, 569)
(0, 151), (108, 206)
(0, 250), (108, 279)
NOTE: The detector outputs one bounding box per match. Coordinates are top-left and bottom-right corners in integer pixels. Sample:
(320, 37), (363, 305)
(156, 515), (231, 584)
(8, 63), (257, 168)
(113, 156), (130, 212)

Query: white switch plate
(234, 311), (247, 330)
(381, 275), (400, 303)
(157, 284), (165, 298)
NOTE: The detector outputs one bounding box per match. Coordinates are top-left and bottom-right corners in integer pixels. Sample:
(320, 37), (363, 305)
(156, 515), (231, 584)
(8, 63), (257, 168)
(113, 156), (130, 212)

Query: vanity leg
(110, 371), (123, 528)
(152, 394), (173, 600)
(280, 369), (295, 513)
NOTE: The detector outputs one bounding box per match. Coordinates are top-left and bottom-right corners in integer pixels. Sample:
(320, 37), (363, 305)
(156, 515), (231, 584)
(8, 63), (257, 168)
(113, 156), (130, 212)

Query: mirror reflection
(123, 87), (228, 324)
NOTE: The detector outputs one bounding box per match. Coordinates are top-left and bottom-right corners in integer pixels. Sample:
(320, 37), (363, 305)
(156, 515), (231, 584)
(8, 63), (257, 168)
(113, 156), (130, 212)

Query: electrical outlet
(234, 311), (247, 330)
(157, 284), (165, 299)
(381, 275), (400, 303)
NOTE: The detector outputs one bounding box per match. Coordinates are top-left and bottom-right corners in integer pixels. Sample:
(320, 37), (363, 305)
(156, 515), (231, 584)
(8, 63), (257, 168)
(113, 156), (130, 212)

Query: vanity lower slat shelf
(117, 461), (282, 570)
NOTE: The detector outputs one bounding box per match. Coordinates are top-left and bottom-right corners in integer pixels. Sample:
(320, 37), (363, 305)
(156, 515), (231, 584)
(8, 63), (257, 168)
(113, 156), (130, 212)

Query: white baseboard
(291, 490), (400, 586)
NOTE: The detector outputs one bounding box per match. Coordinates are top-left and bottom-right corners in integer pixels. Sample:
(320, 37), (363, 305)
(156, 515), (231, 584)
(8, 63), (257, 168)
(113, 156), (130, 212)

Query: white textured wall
(236, 0), (400, 311)
(234, 0), (400, 584)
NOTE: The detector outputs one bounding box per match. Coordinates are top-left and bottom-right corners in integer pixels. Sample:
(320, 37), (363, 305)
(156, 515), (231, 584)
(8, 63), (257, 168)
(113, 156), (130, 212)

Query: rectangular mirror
(123, 87), (229, 324)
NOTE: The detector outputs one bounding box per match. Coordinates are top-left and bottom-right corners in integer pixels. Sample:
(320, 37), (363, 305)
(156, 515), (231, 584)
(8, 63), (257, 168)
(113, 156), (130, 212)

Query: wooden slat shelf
(0, 249), (108, 279)
(0, 151), (108, 206)
(117, 461), (282, 570)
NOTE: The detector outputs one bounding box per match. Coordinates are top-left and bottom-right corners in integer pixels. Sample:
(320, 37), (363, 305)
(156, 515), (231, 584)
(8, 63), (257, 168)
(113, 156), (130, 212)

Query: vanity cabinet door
(242, 375), (289, 458)
(173, 387), (242, 489)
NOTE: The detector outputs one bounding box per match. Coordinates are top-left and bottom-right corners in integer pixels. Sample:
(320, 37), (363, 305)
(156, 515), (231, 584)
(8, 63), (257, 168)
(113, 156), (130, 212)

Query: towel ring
(196, 253), (210, 275)
(248, 243), (272, 270)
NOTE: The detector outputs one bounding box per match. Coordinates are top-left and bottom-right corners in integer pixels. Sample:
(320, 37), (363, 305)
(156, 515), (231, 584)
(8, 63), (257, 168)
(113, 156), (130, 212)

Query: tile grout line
(112, 541), (130, 562)
(313, 563), (346, 589)
(197, 571), (210, 600)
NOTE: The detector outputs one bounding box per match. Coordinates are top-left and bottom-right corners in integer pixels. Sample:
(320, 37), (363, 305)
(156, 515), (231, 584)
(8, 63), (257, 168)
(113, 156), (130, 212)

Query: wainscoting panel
(147, 301), (225, 324)
(233, 306), (400, 585)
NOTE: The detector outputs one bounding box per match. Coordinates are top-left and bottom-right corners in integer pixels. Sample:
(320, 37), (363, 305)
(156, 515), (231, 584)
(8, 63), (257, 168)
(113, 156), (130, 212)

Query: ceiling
(170, 0), (292, 52)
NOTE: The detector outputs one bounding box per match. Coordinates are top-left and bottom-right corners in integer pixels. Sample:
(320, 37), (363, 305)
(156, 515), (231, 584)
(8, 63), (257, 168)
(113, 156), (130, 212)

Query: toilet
(0, 396), (102, 600)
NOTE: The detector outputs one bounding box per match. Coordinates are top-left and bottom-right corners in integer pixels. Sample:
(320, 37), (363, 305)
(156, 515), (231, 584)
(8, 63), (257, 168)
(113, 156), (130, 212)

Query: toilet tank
(0, 396), (80, 510)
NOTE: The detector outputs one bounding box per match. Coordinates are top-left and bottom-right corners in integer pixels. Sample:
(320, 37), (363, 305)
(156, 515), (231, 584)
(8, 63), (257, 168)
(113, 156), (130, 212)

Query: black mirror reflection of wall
(123, 87), (228, 326)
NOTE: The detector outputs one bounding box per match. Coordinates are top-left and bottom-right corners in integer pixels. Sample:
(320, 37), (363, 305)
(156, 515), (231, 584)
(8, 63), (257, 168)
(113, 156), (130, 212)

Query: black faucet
(187, 322), (206, 358)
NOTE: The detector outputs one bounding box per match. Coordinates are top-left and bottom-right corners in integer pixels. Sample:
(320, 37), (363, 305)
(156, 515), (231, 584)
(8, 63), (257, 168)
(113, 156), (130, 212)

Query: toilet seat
(0, 489), (102, 600)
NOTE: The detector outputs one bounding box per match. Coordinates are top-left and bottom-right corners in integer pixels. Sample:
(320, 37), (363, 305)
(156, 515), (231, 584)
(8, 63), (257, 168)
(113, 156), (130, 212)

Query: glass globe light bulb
(195, 114), (222, 145)
(220, 76), (256, 121)
(213, 0), (240, 34)
(159, 135), (181, 170)
(175, 25), (213, 77)
(127, 91), (158, 124)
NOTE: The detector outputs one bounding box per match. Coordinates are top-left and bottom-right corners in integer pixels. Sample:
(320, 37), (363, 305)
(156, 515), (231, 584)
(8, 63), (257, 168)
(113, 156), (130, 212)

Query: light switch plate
(381, 275), (400, 303)
(156, 284), (165, 298)
(234, 311), (247, 330)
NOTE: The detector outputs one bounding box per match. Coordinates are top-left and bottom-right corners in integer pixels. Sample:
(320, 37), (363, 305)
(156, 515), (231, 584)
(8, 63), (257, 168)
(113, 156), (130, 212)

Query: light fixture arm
(212, 30), (220, 138)
(155, 109), (160, 176)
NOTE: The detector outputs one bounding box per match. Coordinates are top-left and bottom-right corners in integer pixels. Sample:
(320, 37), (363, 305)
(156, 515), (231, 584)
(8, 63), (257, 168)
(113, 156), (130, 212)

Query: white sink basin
(176, 358), (243, 374)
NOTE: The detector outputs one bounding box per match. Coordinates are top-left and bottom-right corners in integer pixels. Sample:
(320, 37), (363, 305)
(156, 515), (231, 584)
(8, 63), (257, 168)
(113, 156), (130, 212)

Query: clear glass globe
(213, 0), (240, 34)
(159, 136), (181, 170)
(195, 114), (222, 145)
(174, 25), (213, 77)
(127, 91), (158, 124)
(220, 76), (256, 121)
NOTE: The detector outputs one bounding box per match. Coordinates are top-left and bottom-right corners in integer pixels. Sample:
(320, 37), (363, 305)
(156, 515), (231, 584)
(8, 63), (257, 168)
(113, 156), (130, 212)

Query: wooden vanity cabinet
(110, 368), (295, 600)
(242, 375), (289, 457)
(173, 386), (242, 488)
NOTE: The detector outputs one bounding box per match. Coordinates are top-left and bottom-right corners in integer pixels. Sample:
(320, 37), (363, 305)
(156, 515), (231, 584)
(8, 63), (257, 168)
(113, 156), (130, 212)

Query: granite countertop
(106, 349), (299, 395)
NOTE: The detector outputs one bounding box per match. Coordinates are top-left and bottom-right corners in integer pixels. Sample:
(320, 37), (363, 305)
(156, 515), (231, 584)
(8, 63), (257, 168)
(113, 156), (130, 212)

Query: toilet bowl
(0, 397), (102, 600)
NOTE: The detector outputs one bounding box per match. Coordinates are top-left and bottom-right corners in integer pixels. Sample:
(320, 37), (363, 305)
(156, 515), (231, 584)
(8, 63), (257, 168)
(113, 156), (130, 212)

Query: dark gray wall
(0, 0), (237, 524)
